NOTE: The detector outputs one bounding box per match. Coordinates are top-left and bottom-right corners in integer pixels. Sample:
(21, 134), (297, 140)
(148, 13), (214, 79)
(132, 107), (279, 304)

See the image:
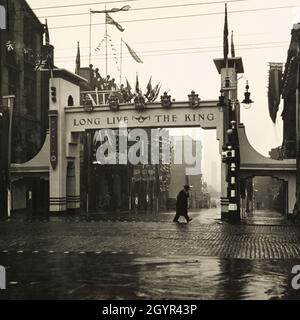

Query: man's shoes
(173, 220), (179, 223)
(187, 218), (193, 222)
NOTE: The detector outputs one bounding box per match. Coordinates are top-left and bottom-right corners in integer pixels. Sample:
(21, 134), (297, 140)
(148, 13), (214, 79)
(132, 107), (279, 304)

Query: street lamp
(241, 81), (253, 109)
(217, 89), (226, 110)
(1, 96), (15, 218)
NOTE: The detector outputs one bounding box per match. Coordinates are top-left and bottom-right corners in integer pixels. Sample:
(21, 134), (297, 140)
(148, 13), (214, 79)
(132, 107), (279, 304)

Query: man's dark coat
(176, 190), (189, 217)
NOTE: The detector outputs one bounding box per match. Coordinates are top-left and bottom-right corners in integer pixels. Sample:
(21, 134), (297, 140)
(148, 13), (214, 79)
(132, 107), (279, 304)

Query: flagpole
(91, 5), (130, 77)
(120, 38), (123, 86)
(225, 4), (228, 74)
(89, 8), (92, 65)
(105, 6), (108, 77)
(6, 96), (15, 218)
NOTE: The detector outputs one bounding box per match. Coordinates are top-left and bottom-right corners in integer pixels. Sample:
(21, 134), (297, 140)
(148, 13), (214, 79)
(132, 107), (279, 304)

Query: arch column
(48, 71), (82, 213)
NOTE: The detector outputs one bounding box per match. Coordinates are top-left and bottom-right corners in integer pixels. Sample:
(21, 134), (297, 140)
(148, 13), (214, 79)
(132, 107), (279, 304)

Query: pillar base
(220, 197), (229, 219)
(49, 197), (67, 212)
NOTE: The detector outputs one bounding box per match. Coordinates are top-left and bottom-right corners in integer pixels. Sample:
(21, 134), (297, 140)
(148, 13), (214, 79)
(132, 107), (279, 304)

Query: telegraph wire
(35, 0), (248, 19)
(21, 0), (138, 11)
(54, 40), (290, 59)
(24, 0), (246, 12)
(53, 32), (290, 51)
(54, 44), (288, 63)
(47, 4), (300, 30)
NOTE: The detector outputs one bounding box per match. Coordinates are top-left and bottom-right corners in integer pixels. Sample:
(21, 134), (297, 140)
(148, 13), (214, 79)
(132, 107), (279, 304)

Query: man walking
(173, 185), (192, 223)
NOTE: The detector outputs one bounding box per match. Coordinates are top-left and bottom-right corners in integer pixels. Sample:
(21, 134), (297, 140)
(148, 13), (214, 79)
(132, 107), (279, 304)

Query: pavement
(0, 208), (300, 299)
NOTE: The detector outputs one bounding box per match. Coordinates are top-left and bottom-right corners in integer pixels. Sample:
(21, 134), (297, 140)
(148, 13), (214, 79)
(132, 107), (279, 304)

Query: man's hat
(183, 184), (190, 190)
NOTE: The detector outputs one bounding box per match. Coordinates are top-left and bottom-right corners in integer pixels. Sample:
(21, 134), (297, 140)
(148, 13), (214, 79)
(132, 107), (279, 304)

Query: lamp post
(5, 95), (15, 218)
(241, 81), (254, 109)
(0, 104), (6, 219)
(0, 96), (15, 219)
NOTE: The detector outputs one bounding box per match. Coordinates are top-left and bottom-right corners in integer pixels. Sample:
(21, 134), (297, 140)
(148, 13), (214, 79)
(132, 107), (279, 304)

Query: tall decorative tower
(213, 4), (244, 221)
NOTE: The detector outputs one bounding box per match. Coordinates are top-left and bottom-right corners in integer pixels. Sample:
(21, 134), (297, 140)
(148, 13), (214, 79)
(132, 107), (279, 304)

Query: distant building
(0, 0), (50, 163)
(168, 136), (205, 209)
(280, 23), (300, 203)
(280, 23), (300, 159)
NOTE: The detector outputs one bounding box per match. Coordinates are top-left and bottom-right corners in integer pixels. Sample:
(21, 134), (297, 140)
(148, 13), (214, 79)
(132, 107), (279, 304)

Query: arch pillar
(48, 71), (82, 213)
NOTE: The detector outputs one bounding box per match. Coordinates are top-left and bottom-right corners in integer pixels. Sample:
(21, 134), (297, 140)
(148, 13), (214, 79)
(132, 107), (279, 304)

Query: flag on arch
(123, 40), (143, 64)
(106, 13), (124, 32)
(110, 5), (131, 12)
(91, 5), (130, 14)
(135, 74), (140, 94)
(231, 30), (235, 58)
(145, 77), (152, 99)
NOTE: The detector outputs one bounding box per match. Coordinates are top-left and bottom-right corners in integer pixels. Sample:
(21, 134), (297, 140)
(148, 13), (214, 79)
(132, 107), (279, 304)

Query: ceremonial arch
(10, 59), (296, 221)
(49, 69), (224, 214)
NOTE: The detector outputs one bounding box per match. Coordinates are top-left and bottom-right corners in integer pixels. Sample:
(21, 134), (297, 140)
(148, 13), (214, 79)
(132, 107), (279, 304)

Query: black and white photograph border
(0, 0), (300, 303)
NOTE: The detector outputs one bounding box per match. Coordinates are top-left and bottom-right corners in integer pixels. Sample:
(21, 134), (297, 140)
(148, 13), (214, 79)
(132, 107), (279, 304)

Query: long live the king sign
(65, 103), (221, 132)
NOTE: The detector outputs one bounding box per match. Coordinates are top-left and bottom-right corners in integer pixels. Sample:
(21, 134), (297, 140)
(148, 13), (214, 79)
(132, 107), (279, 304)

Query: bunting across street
(89, 4), (144, 85)
(107, 34), (120, 73)
(90, 5), (131, 76)
(94, 35), (106, 52)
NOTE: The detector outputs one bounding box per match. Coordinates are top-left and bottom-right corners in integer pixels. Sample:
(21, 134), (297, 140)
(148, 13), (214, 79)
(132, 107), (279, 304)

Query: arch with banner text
(10, 65), (296, 221)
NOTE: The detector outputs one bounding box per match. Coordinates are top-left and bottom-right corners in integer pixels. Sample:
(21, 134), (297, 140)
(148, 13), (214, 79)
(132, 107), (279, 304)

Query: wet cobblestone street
(0, 209), (300, 299)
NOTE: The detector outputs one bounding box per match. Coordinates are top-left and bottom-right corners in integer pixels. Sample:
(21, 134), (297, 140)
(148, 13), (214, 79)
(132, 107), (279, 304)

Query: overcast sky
(26, 0), (300, 189)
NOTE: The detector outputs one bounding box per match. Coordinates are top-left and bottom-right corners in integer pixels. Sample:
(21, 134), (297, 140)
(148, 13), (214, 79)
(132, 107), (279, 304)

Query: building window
(68, 95), (74, 106)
